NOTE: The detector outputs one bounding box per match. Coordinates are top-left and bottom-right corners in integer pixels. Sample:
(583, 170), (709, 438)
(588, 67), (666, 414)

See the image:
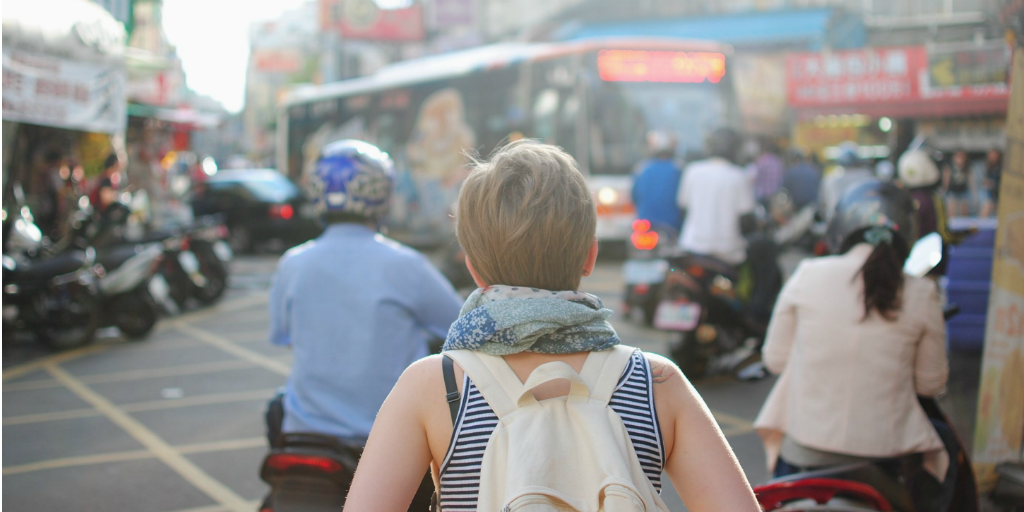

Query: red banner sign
(787, 45), (1010, 117)
(320, 0), (424, 41)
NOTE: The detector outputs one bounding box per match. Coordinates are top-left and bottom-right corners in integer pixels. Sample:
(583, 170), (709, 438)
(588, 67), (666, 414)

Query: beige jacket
(754, 244), (950, 478)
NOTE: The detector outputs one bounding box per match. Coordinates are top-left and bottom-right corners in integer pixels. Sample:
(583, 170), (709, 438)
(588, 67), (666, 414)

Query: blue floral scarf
(442, 285), (620, 355)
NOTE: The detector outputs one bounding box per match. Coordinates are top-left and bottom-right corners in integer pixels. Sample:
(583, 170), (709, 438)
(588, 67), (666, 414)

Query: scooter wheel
(39, 286), (100, 350)
(670, 331), (708, 380)
(112, 294), (159, 340)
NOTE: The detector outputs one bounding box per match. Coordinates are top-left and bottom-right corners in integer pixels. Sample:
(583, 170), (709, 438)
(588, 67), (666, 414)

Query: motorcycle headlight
(597, 187), (618, 205)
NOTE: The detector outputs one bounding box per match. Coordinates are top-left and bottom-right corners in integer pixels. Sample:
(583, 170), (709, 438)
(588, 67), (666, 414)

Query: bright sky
(162, 0), (310, 113)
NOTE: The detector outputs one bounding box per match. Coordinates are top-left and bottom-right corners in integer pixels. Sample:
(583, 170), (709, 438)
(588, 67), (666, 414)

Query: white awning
(2, 0), (126, 65)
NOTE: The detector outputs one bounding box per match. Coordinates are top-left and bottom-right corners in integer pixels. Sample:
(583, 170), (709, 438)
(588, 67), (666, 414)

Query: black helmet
(705, 127), (743, 164)
(826, 179), (917, 254)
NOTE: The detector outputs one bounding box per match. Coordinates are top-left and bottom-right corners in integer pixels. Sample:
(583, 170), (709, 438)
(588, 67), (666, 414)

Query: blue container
(947, 313), (987, 353)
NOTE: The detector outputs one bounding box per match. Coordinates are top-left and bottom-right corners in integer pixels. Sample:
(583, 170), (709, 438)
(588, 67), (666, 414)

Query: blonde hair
(457, 140), (597, 291)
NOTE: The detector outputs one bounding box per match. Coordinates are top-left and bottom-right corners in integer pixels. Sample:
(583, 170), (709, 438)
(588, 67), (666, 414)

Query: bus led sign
(598, 50), (726, 84)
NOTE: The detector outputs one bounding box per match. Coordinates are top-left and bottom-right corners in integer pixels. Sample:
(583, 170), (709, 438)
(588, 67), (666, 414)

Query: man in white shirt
(677, 127), (757, 265)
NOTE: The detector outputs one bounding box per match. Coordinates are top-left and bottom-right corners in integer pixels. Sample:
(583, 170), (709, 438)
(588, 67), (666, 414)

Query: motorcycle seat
(6, 252), (88, 282)
(97, 245), (148, 270)
(769, 462), (915, 512)
(667, 253), (739, 280)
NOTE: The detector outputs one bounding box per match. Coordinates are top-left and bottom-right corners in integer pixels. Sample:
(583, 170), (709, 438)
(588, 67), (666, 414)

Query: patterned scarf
(442, 285), (620, 355)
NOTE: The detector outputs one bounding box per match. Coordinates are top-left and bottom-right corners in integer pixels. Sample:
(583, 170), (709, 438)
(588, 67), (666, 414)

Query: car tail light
(180, 236), (190, 252)
(216, 225), (229, 239)
(755, 478), (892, 511)
(631, 219), (658, 251)
(269, 204), (294, 220)
(265, 453), (343, 473)
(634, 284), (650, 295)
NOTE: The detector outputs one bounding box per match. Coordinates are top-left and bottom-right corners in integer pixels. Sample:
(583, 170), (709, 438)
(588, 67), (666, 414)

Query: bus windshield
(588, 81), (727, 175)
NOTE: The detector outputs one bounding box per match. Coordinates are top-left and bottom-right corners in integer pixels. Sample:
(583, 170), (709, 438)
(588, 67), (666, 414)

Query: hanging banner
(787, 44), (1010, 118)
(2, 49), (126, 134)
(973, 49), (1024, 492)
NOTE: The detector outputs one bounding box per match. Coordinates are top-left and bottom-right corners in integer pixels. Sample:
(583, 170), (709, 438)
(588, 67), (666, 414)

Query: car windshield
(239, 176), (300, 203)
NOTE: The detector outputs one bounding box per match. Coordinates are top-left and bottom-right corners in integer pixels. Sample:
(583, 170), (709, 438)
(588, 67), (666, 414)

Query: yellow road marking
(166, 293), (268, 329)
(121, 389), (278, 413)
(5, 388), (277, 426)
(3, 437), (266, 476)
(45, 364), (252, 512)
(177, 437), (267, 454)
(3, 408), (102, 426)
(2, 344), (109, 382)
(176, 324), (289, 376)
(3, 360), (255, 392)
(2, 449), (154, 475)
(163, 500), (261, 512)
(2, 292), (267, 384)
(712, 410), (756, 438)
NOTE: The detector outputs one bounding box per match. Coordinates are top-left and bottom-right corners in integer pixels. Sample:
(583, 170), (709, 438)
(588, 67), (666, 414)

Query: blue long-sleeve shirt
(631, 158), (683, 232)
(269, 223), (463, 439)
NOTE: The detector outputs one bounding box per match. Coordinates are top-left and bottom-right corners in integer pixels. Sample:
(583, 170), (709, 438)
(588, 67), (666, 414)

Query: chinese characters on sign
(787, 47), (922, 107)
(787, 44), (1010, 112)
(2, 49), (126, 134)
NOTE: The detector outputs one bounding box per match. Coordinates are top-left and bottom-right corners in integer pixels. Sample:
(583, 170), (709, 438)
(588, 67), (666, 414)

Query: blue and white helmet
(308, 140), (394, 221)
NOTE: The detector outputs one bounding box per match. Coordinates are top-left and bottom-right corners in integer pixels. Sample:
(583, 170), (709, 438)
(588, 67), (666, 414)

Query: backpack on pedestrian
(444, 345), (670, 512)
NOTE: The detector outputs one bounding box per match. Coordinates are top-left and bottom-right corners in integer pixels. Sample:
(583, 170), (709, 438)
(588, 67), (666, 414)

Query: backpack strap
(579, 345), (636, 404)
(441, 355), (460, 426)
(444, 350), (519, 418)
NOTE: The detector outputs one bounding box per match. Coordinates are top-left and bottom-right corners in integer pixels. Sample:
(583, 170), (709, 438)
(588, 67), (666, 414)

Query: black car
(191, 169), (322, 252)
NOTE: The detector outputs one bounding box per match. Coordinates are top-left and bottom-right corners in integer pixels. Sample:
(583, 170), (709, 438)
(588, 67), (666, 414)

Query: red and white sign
(2, 49), (126, 133)
(787, 45), (1010, 118)
(320, 0), (424, 41)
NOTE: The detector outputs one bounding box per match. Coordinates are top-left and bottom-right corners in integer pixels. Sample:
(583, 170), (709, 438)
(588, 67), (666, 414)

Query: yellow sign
(973, 50), (1024, 491)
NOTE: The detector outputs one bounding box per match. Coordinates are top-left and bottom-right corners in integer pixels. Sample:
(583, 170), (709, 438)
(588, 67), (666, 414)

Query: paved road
(2, 253), (978, 511)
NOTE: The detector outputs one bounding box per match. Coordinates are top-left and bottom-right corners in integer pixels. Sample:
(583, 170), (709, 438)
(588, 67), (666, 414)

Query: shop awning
(555, 8), (865, 50)
(2, 0), (126, 64)
(128, 103), (222, 129)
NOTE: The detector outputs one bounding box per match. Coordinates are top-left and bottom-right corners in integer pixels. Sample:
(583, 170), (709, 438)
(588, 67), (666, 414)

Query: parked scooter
(140, 217), (232, 310)
(58, 202), (173, 338)
(622, 219), (675, 326)
(2, 202), (102, 349)
(753, 233), (980, 512)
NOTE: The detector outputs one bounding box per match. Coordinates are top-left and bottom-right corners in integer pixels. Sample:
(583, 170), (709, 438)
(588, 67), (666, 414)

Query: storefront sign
(2, 49), (126, 134)
(787, 44), (1010, 117)
(973, 49), (1024, 491)
(733, 53), (788, 134)
(319, 0), (425, 41)
(427, 0), (476, 30)
(928, 42), (1011, 88)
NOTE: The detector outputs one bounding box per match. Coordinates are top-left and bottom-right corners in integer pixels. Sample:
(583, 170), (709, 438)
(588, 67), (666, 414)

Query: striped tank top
(438, 349), (665, 511)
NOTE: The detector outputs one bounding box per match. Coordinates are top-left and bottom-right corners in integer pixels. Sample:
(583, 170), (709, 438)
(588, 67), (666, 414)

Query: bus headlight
(597, 187), (618, 205)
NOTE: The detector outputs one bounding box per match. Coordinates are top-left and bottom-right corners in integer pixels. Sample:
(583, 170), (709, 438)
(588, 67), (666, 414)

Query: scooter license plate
(178, 251), (201, 274)
(653, 301), (701, 331)
(148, 274), (171, 303)
(212, 241), (233, 262)
(623, 259), (668, 285)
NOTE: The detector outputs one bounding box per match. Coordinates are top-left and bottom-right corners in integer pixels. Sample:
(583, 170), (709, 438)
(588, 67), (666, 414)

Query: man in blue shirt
(631, 131), (683, 233)
(265, 140), (462, 507)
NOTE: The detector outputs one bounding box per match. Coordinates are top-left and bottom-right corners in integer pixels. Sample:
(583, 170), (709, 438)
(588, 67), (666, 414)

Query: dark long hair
(841, 228), (909, 321)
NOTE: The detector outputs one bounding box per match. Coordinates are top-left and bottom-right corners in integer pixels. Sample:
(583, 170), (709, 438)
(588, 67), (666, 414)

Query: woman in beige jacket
(754, 180), (950, 482)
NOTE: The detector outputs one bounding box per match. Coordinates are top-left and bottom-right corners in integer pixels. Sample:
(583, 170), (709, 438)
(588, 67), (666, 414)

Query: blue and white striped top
(438, 349), (665, 511)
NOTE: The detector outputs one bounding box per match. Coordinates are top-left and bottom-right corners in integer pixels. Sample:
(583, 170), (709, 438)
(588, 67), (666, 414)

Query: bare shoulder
(644, 352), (686, 386)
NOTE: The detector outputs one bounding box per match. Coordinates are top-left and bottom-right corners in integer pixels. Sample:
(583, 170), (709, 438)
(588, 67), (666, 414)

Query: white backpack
(445, 345), (670, 512)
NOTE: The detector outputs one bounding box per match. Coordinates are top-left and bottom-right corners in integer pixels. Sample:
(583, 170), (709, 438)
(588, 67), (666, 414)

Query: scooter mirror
(904, 233), (943, 278)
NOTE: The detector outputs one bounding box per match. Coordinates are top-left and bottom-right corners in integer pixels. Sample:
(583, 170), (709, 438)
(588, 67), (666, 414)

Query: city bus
(279, 37), (737, 246)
